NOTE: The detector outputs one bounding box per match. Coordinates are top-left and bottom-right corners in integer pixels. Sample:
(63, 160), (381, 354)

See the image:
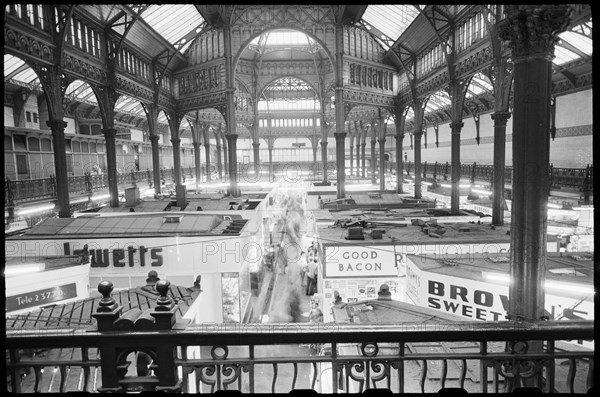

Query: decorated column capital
(449, 121), (464, 134)
(252, 142), (260, 148)
(333, 132), (346, 140)
(170, 138), (181, 145)
(225, 134), (238, 143)
(148, 134), (160, 143)
(491, 111), (512, 126)
(46, 119), (68, 131)
(101, 128), (117, 139)
(412, 130), (423, 138)
(498, 5), (572, 61)
(394, 134), (405, 141)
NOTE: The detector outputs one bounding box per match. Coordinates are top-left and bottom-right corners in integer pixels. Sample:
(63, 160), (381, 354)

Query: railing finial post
(92, 281), (123, 331)
(151, 280), (178, 329)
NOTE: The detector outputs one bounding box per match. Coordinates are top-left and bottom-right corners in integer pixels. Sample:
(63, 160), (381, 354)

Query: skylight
(4, 55), (40, 89)
(361, 5), (421, 46)
(553, 23), (593, 66)
(250, 30), (318, 47)
(139, 4), (204, 53)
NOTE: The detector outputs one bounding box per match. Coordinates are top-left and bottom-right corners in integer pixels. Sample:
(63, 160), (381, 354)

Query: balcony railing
(5, 320), (594, 393)
(399, 162), (593, 193)
(4, 168), (188, 206)
(4, 162), (593, 207)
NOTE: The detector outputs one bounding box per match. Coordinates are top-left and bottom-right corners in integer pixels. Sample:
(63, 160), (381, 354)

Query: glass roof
(4, 55), (40, 90)
(250, 30), (318, 46)
(361, 5), (422, 48)
(554, 22), (593, 66)
(425, 90), (451, 113)
(138, 4), (205, 53)
(4, 7), (592, 130)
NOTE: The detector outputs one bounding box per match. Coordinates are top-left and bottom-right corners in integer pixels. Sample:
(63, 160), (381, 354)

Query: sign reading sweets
(6, 283), (78, 312)
(324, 246), (400, 278)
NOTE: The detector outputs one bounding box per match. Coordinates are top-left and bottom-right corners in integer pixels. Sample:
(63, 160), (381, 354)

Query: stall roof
(332, 298), (468, 324)
(5, 283), (202, 331)
(406, 252), (595, 287)
(318, 221), (511, 246)
(9, 213), (239, 238)
(318, 192), (436, 211)
(5, 255), (85, 270)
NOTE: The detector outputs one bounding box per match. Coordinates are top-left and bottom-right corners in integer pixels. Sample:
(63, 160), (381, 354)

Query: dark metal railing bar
(291, 362), (298, 390)
(546, 340), (555, 393)
(249, 345), (255, 394)
(271, 362), (278, 393)
(59, 364), (68, 393)
(459, 359), (467, 390)
(310, 362), (318, 389)
(9, 348), (22, 393)
(81, 347), (91, 392)
(331, 342), (338, 394)
(567, 358), (577, 394)
(398, 342), (405, 394)
(440, 358), (448, 389)
(365, 359), (371, 391)
(492, 361), (501, 393)
(180, 346), (190, 392)
(419, 359), (427, 393)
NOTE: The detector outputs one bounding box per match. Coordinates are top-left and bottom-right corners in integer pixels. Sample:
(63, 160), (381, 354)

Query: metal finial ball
(98, 280), (114, 299)
(156, 279), (171, 297)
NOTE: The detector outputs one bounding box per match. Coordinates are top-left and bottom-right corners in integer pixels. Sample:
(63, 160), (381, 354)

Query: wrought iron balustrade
(400, 162), (591, 191)
(4, 162), (592, 206)
(5, 320), (594, 394)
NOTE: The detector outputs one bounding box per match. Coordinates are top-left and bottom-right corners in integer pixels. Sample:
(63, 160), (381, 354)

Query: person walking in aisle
(305, 259), (317, 296)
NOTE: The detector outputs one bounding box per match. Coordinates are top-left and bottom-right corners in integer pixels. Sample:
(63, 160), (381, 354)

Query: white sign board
(405, 256), (594, 349)
(324, 246), (401, 278)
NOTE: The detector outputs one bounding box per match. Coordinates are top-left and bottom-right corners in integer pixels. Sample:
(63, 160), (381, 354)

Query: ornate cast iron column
(394, 135), (405, 194)
(413, 130), (423, 199)
(361, 142), (366, 178)
(370, 135), (377, 185)
(268, 141), (275, 182)
(320, 140), (329, 184)
(378, 137), (386, 192)
(252, 142), (260, 169)
(170, 137), (181, 187)
(47, 119), (71, 217)
(226, 134), (240, 197)
(222, 135), (229, 181)
(394, 116), (405, 194)
(216, 142), (223, 180)
(498, 5), (571, 322)
(204, 141), (211, 182)
(101, 127), (119, 208)
(334, 132), (346, 199)
(411, 101), (426, 200)
(353, 122), (360, 178)
(450, 121), (464, 215)
(193, 142), (202, 186)
(492, 111), (511, 225)
(223, 21), (238, 195)
(148, 135), (161, 195)
(349, 134), (354, 177)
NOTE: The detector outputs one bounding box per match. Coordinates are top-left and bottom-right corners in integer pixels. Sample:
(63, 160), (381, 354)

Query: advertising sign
(5, 235), (258, 278)
(6, 283), (78, 312)
(324, 246), (402, 278)
(406, 258), (595, 323)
